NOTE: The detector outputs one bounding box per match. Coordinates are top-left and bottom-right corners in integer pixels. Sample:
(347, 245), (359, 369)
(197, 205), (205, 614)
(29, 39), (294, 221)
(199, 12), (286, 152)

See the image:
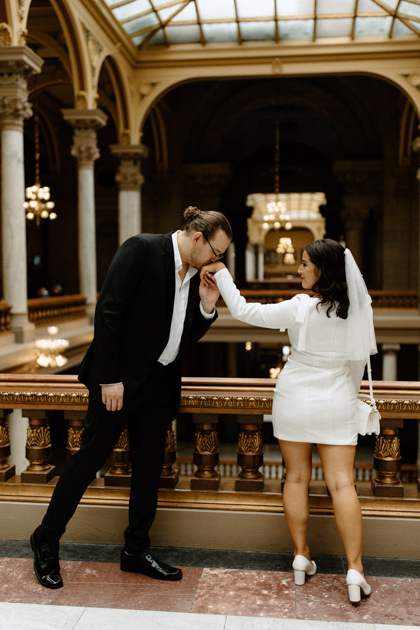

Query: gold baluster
(104, 425), (132, 487)
(64, 411), (85, 459)
(0, 409), (15, 482)
(21, 410), (56, 484)
(160, 417), (180, 489)
(191, 413), (220, 491)
(371, 420), (404, 497)
(235, 414), (264, 492)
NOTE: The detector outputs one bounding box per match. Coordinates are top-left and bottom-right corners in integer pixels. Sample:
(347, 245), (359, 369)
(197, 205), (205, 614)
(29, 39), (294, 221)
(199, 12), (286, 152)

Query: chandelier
(35, 326), (69, 368)
(263, 120), (292, 232)
(276, 237), (296, 265)
(24, 115), (57, 226)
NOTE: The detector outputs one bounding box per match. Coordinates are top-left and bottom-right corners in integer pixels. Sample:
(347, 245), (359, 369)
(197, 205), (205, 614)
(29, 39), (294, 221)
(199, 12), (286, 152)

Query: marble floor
(0, 542), (419, 629)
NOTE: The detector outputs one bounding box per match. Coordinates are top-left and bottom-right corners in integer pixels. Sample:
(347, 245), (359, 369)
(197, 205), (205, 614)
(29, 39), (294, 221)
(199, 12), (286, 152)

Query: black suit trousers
(40, 362), (177, 553)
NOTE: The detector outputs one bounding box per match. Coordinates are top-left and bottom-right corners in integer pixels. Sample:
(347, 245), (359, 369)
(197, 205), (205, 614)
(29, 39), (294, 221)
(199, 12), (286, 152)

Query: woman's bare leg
(317, 444), (363, 574)
(278, 440), (314, 560)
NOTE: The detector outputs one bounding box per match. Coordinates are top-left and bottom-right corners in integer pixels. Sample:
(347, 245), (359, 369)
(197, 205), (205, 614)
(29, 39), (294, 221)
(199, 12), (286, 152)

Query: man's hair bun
(183, 206), (201, 221)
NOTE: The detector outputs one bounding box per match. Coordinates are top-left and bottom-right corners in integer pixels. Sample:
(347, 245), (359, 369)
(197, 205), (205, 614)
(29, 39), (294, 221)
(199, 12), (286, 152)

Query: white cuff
(200, 302), (215, 319)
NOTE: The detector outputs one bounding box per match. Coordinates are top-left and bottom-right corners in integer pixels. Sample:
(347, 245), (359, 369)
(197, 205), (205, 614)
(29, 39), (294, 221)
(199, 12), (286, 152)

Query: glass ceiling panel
(316, 18), (353, 38)
(196, 0), (236, 20)
(399, 1), (420, 18)
(393, 18), (414, 34)
(171, 3), (198, 22)
(317, 0), (354, 14)
(357, 0), (385, 12)
(201, 22), (239, 42)
(240, 21), (276, 40)
(166, 24), (201, 43)
(113, 0), (152, 22)
(279, 19), (314, 39)
(122, 12), (159, 35)
(236, 0), (275, 19)
(103, 0), (420, 48)
(354, 16), (393, 36)
(276, 0), (314, 17)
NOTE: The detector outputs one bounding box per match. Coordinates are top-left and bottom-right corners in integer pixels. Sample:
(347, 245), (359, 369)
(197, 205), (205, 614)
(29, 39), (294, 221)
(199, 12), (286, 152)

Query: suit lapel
(162, 233), (176, 332)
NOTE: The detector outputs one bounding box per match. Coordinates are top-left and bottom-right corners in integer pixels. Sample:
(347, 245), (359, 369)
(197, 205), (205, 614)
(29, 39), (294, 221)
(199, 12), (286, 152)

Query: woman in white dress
(201, 238), (377, 604)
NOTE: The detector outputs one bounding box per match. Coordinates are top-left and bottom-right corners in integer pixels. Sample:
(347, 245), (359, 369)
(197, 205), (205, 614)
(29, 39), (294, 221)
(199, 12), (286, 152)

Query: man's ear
(191, 231), (203, 245)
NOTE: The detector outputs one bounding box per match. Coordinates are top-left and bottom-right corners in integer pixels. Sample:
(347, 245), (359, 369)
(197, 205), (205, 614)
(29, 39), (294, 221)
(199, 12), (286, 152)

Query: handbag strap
(367, 354), (375, 406)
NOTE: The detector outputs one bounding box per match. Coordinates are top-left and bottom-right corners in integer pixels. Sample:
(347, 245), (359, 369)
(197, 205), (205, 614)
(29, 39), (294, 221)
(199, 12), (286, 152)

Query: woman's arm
(201, 265), (304, 330)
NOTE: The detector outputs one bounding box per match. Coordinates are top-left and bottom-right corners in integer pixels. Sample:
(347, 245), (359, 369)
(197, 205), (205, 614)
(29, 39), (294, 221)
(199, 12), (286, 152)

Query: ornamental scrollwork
(194, 430), (218, 454)
(0, 95), (32, 121)
(82, 24), (103, 79)
(0, 424), (10, 446)
(165, 429), (176, 452)
(0, 391), (90, 406)
(67, 428), (83, 450)
(374, 435), (401, 460)
(114, 428), (130, 451)
(0, 23), (12, 46)
(27, 426), (51, 448)
(238, 431), (263, 455)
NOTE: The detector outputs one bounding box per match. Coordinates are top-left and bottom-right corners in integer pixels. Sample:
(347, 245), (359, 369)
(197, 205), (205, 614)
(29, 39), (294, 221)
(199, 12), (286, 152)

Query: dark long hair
(305, 239), (349, 319)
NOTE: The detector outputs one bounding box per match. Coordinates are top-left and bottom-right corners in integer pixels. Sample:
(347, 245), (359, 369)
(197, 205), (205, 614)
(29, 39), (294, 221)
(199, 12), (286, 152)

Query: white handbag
(357, 355), (381, 436)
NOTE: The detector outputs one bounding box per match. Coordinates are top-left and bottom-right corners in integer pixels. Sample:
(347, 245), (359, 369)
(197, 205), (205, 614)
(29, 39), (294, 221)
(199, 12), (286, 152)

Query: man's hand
(101, 383), (124, 411)
(199, 264), (224, 313)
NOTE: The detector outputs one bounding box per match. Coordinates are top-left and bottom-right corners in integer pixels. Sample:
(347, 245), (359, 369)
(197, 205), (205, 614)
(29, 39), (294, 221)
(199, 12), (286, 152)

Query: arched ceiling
(102, 0), (420, 49)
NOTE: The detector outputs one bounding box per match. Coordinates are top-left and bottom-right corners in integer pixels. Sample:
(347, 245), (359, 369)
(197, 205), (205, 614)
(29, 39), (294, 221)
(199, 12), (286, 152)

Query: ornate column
(226, 242), (236, 281)
(235, 414), (264, 492)
(382, 343), (400, 381)
(371, 420), (404, 497)
(245, 243), (256, 281)
(0, 47), (43, 342)
(191, 413), (220, 490)
(159, 418), (180, 489)
(104, 426), (132, 487)
(257, 244), (265, 281)
(0, 409), (15, 481)
(62, 109), (108, 322)
(20, 410), (56, 484)
(110, 143), (149, 245)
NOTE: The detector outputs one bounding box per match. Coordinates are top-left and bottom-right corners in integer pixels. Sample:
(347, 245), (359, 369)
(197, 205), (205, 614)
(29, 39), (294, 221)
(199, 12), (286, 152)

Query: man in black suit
(30, 206), (232, 589)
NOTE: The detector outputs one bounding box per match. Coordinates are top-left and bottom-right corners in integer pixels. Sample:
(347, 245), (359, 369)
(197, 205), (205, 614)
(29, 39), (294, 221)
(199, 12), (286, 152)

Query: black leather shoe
(120, 549), (183, 581)
(30, 528), (63, 589)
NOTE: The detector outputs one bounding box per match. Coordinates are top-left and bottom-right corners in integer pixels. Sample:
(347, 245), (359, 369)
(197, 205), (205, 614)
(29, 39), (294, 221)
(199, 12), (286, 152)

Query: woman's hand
(200, 261), (225, 281)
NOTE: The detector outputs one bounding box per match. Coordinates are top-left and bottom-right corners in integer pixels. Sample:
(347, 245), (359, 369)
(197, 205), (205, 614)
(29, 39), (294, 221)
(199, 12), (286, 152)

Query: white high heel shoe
(292, 555), (317, 585)
(346, 569), (371, 603)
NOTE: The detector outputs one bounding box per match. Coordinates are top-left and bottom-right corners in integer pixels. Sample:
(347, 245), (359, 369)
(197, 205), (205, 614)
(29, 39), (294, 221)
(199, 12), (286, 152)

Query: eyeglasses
(203, 233), (224, 261)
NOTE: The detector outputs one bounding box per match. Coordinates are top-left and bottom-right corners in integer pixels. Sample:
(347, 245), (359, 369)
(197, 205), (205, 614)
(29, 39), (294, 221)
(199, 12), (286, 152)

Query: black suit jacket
(78, 232), (217, 412)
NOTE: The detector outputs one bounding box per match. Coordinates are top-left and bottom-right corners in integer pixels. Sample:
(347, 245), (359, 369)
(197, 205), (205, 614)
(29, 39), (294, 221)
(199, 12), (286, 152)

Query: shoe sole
(120, 563), (183, 581)
(30, 534), (63, 590)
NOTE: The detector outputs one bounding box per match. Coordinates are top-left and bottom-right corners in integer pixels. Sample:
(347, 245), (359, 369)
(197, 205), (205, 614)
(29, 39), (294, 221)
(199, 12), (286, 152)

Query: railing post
(160, 418), (180, 489)
(235, 414), (264, 492)
(0, 409), (15, 481)
(64, 411), (86, 459)
(191, 413), (220, 490)
(104, 425), (132, 487)
(21, 410), (56, 483)
(371, 420), (404, 497)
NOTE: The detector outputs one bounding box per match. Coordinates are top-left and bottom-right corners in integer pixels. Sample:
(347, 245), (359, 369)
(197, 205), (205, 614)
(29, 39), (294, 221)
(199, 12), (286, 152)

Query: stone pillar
(226, 242), (236, 281)
(0, 47), (43, 342)
(110, 143), (149, 245)
(382, 343), (400, 381)
(62, 109), (108, 322)
(245, 243), (255, 281)
(257, 244), (265, 281)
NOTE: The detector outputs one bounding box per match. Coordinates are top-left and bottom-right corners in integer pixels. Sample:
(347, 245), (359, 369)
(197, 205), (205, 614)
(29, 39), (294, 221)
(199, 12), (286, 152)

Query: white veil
(345, 248), (377, 361)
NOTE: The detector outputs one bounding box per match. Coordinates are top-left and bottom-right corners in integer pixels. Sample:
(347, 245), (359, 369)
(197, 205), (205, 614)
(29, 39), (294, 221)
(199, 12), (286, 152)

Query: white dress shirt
(158, 231), (213, 365)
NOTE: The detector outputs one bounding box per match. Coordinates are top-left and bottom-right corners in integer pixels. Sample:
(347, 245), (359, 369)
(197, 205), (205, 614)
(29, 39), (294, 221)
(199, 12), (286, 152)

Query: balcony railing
(27, 294), (87, 327)
(0, 302), (11, 334)
(0, 375), (419, 519)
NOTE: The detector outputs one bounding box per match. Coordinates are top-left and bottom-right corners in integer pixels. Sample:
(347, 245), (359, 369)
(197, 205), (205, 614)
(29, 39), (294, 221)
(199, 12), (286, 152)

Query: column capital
(382, 343), (401, 353)
(110, 143), (149, 191)
(62, 108), (108, 168)
(0, 46), (43, 130)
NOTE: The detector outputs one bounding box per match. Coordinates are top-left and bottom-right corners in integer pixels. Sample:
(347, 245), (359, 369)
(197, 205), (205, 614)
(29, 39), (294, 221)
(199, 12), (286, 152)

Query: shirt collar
(172, 231), (198, 279)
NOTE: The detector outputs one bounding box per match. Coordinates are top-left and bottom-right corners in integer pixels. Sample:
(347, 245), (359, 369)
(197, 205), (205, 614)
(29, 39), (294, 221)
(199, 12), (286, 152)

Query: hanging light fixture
(265, 120), (293, 231)
(24, 114), (57, 226)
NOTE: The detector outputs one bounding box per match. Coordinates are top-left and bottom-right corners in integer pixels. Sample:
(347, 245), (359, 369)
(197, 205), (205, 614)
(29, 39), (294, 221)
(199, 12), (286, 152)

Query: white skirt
(272, 350), (358, 446)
